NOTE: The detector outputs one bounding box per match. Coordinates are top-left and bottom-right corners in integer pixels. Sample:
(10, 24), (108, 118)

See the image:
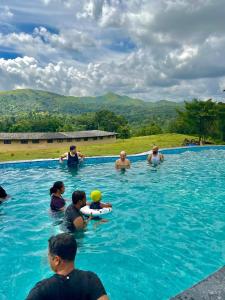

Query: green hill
(0, 89), (184, 125)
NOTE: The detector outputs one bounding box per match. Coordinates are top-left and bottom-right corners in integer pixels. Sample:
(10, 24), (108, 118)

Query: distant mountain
(0, 89), (184, 125)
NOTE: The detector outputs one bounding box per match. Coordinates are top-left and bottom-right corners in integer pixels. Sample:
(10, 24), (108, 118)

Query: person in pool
(115, 151), (131, 169)
(64, 191), (91, 232)
(147, 146), (164, 166)
(0, 186), (10, 204)
(90, 190), (112, 210)
(26, 233), (108, 300)
(50, 181), (66, 212)
(60, 145), (85, 168)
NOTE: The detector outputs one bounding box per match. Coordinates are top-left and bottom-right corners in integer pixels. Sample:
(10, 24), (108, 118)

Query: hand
(88, 213), (93, 221)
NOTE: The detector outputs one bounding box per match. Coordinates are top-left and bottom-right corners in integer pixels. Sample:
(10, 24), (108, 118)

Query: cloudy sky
(0, 0), (225, 101)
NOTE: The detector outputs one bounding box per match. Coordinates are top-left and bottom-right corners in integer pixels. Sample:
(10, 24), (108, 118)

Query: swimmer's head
(90, 190), (102, 202)
(120, 150), (126, 160)
(48, 233), (77, 272)
(50, 181), (65, 195)
(70, 145), (76, 154)
(152, 146), (159, 154)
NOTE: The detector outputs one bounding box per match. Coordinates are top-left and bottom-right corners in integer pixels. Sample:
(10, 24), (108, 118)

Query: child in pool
(90, 190), (112, 210)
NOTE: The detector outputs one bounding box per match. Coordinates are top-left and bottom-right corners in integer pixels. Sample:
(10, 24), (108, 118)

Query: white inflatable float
(80, 205), (112, 217)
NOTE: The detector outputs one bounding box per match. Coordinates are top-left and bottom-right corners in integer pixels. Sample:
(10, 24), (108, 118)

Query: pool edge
(170, 265), (225, 300)
(1, 145), (225, 168)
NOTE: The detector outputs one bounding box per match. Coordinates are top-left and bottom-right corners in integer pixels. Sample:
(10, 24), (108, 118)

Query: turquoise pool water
(1, 149), (225, 300)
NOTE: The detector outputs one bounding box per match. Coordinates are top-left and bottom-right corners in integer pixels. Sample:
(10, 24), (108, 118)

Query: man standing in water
(64, 190), (91, 232)
(26, 233), (108, 300)
(115, 150), (131, 169)
(147, 146), (164, 165)
(60, 145), (85, 168)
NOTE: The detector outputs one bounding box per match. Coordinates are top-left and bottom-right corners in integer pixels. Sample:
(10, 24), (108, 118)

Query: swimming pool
(1, 147), (225, 299)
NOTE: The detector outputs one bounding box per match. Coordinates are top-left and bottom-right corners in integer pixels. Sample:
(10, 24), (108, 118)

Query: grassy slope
(0, 134), (197, 162)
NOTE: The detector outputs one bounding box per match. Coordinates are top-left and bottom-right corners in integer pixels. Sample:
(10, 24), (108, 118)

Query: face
(71, 148), (76, 154)
(152, 147), (158, 154)
(80, 195), (87, 208)
(120, 153), (126, 160)
(48, 251), (61, 272)
(60, 184), (65, 194)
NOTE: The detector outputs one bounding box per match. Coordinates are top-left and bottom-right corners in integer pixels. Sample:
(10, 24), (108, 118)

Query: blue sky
(0, 0), (225, 101)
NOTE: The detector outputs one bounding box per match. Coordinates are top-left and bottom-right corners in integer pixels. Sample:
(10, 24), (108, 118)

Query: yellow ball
(90, 190), (102, 202)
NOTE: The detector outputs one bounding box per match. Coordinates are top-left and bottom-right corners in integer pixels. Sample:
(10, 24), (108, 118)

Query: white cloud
(0, 6), (14, 20)
(0, 0), (225, 101)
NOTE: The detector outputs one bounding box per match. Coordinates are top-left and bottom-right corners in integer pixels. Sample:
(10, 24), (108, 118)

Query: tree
(94, 110), (129, 133)
(176, 99), (217, 142)
(117, 125), (131, 139)
(134, 123), (162, 137)
(216, 102), (225, 141)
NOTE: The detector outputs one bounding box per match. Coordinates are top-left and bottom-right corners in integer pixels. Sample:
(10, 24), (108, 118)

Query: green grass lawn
(0, 133), (198, 162)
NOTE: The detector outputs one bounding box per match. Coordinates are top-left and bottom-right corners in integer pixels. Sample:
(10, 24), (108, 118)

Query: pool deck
(171, 266), (225, 300)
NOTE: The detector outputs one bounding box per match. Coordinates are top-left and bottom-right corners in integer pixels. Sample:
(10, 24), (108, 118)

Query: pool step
(171, 266), (225, 300)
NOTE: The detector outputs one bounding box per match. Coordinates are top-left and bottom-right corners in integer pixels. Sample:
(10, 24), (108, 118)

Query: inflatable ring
(80, 205), (112, 217)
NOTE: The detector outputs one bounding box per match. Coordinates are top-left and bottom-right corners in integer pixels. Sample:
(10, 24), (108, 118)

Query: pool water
(1, 149), (225, 300)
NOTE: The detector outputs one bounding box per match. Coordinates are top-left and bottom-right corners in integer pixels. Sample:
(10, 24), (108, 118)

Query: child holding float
(90, 190), (112, 210)
(80, 190), (112, 220)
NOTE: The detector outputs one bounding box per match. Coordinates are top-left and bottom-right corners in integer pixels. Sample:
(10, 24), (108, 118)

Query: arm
(147, 154), (152, 162)
(160, 154), (164, 161)
(127, 160), (131, 168)
(77, 151), (85, 159)
(89, 272), (108, 300)
(73, 216), (92, 230)
(98, 296), (109, 300)
(26, 281), (45, 300)
(60, 152), (68, 160)
(100, 203), (112, 208)
(115, 160), (119, 169)
(58, 206), (65, 212)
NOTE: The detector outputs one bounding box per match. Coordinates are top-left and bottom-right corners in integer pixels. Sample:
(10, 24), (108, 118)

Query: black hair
(70, 145), (76, 151)
(50, 181), (64, 195)
(48, 233), (77, 261)
(72, 190), (86, 205)
(0, 186), (7, 198)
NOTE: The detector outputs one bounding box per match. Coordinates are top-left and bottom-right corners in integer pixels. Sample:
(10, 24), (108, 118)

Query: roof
(0, 130), (117, 140)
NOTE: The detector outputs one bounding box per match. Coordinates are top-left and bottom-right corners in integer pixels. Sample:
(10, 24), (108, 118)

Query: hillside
(0, 89), (184, 125)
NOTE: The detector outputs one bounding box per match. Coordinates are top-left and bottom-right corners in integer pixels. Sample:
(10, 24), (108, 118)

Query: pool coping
(170, 265), (225, 300)
(1, 144), (225, 167)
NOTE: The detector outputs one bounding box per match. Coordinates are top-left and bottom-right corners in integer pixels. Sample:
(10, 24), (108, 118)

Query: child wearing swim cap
(90, 190), (112, 210)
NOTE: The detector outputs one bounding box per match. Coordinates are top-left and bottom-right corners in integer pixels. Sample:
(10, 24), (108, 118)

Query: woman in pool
(0, 186), (10, 204)
(50, 181), (66, 212)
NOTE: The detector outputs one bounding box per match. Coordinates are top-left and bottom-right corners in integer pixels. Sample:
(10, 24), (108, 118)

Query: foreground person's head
(120, 151), (127, 161)
(48, 233), (77, 272)
(72, 190), (86, 208)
